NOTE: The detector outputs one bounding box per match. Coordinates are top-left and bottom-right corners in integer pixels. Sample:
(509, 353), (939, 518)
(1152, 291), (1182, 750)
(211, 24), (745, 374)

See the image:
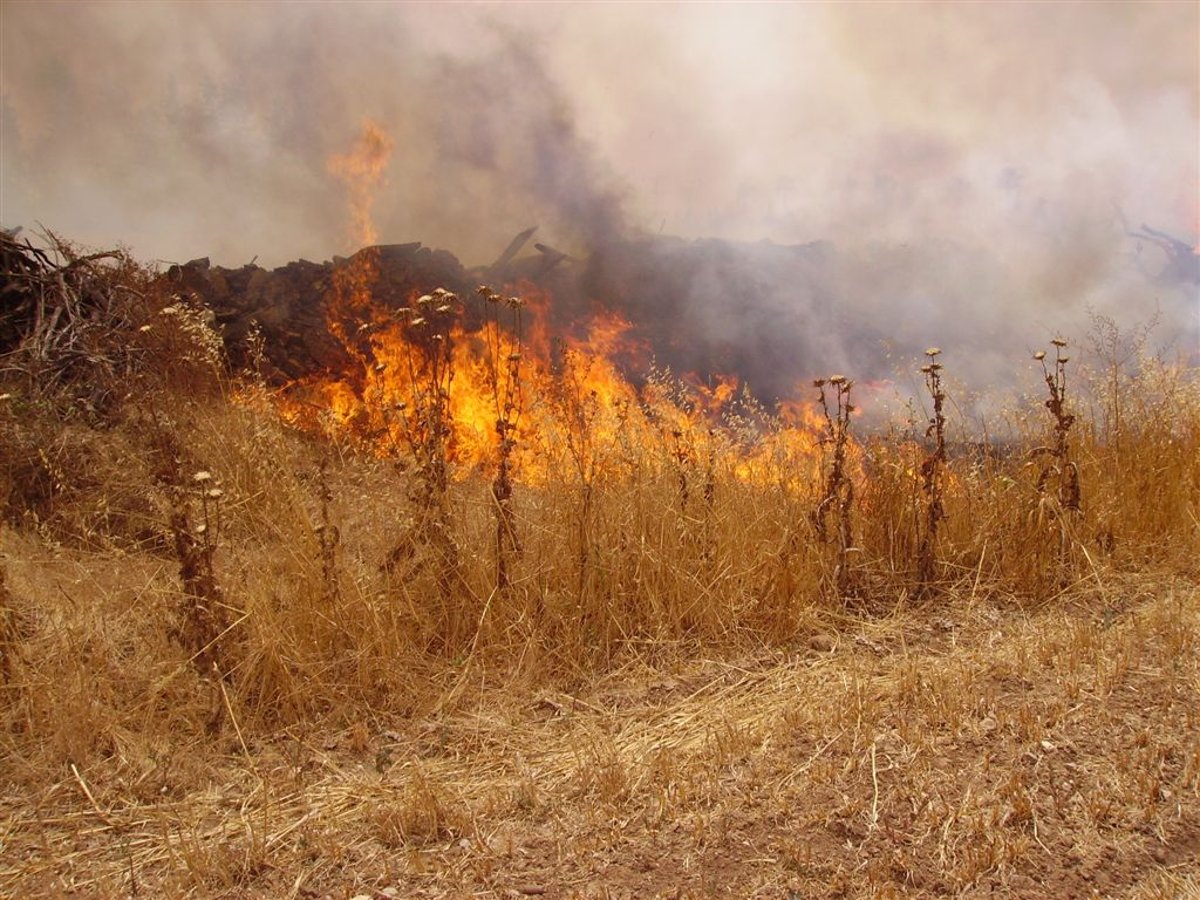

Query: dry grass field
(1, 234), (1197, 897)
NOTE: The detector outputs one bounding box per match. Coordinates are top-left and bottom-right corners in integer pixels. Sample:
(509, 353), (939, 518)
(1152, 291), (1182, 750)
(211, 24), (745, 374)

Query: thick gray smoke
(2, 1), (1197, 412)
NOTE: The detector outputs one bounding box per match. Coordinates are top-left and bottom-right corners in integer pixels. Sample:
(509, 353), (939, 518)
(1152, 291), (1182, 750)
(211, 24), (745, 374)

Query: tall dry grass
(1, 242), (1197, 806)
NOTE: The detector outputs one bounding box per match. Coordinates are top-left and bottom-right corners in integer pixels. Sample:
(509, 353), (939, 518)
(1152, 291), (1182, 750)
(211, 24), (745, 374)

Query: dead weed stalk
(476, 285), (525, 592)
(1028, 338), (1083, 574)
(916, 348), (947, 595)
(383, 288), (462, 595)
(811, 375), (857, 597)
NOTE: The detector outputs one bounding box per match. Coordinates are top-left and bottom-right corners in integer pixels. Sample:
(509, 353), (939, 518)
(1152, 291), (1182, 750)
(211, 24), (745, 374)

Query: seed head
(1034, 351), (1046, 360)
(207, 488), (224, 499)
(410, 317), (426, 327)
(920, 365), (932, 374)
(812, 379), (826, 388)
(193, 471), (212, 483)
(417, 294), (434, 306)
(829, 375), (847, 385)
(506, 296), (523, 309)
(1051, 338), (1067, 348)
(925, 347), (942, 357)
(436, 304), (453, 313)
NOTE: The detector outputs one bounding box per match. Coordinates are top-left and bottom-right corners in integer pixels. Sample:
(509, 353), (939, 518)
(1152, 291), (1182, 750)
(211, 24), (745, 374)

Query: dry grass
(1, 553), (1196, 897)
(1, 242), (1198, 896)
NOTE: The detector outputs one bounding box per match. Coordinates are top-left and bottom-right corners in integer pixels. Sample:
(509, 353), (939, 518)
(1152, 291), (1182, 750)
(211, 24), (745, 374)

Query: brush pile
(166, 242), (469, 379)
(1, 230), (140, 409)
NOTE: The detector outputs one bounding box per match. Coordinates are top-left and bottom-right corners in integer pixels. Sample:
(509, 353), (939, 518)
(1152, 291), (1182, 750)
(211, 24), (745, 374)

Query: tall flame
(272, 121), (842, 493)
(326, 118), (394, 248)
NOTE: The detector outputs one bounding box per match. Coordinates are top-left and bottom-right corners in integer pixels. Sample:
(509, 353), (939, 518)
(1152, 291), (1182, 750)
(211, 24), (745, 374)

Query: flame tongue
(322, 120), (396, 362)
(270, 121), (832, 486)
(326, 118), (394, 249)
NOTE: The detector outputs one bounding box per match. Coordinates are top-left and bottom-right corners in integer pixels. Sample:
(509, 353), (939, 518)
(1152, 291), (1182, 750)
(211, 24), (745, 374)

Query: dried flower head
(410, 317), (426, 327)
(1034, 351), (1046, 360)
(812, 378), (826, 388)
(920, 365), (932, 374)
(1051, 338), (1067, 348)
(506, 296), (523, 309)
(925, 347), (942, 357)
(475, 285), (490, 296)
(193, 471), (212, 483)
(829, 375), (847, 385)
(436, 304), (453, 313)
(417, 294), (434, 306)
(207, 488), (224, 499)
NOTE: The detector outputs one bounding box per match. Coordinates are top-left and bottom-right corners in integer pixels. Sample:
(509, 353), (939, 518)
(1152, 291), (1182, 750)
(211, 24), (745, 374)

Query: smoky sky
(2, 1), (1198, 406)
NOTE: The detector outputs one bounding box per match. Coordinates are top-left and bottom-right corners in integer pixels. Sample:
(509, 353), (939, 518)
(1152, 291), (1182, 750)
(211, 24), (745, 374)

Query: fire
(278, 273), (837, 490)
(326, 118), (394, 248)
(271, 121), (843, 494)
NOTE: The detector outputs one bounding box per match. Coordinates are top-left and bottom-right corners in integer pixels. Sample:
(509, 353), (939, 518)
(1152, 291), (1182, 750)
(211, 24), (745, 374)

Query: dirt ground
(3, 575), (1198, 898)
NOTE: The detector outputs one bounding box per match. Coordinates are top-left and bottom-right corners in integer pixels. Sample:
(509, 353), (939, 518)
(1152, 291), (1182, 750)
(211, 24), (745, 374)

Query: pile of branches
(0, 229), (153, 411)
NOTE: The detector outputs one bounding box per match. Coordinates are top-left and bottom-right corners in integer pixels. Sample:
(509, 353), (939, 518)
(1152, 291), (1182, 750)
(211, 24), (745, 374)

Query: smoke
(2, 1), (1197, 407)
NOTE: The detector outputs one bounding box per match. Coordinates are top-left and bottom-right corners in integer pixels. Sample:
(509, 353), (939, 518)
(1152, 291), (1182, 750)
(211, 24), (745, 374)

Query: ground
(2, 573), (1198, 898)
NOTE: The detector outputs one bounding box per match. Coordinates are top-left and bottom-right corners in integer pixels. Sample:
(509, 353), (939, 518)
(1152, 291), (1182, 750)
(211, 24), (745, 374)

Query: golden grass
(1, 555), (1196, 896)
(0, 245), (1198, 894)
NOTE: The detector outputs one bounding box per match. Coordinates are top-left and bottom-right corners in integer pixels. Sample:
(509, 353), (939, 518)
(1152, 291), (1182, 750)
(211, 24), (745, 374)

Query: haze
(2, 1), (1197, 393)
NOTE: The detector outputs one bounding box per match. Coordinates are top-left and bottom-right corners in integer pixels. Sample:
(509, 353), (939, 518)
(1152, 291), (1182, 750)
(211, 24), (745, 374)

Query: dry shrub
(0, 410), (162, 549)
(0, 233), (226, 551)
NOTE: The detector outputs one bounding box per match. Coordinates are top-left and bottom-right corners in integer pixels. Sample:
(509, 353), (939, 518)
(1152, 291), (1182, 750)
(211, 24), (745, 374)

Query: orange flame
(271, 120), (843, 493)
(326, 118), (394, 248)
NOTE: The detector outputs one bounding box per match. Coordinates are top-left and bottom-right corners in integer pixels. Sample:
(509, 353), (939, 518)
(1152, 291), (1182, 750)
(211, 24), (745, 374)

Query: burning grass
(0, 232), (1198, 895)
